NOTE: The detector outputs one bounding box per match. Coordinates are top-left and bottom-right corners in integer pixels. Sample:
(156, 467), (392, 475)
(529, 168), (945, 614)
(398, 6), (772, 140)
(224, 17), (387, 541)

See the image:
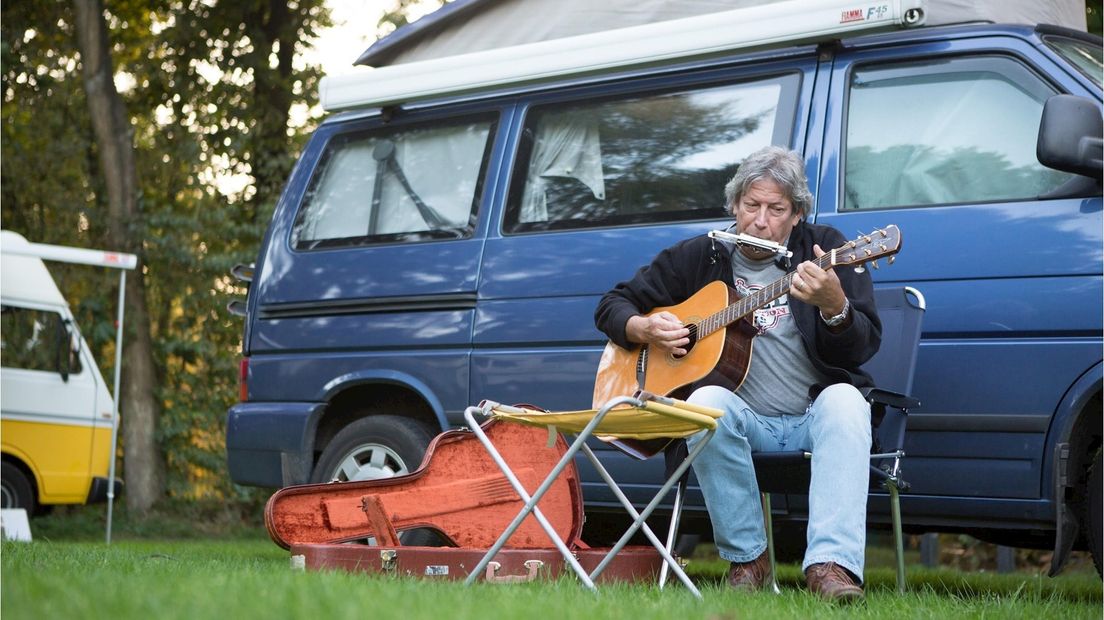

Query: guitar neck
(698, 252), (833, 338)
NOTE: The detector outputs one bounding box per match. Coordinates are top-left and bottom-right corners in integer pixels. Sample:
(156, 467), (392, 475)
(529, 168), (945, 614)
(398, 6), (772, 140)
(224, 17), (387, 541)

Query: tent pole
(105, 269), (127, 544)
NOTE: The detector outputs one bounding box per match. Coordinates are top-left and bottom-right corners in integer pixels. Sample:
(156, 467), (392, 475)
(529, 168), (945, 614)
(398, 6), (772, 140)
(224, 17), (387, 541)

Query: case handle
(360, 495), (400, 547)
(484, 559), (543, 583)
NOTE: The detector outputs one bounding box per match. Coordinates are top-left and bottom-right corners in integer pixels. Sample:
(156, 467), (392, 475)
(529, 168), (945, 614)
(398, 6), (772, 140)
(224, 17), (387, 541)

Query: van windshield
(1043, 35), (1103, 87)
(0, 305), (82, 374)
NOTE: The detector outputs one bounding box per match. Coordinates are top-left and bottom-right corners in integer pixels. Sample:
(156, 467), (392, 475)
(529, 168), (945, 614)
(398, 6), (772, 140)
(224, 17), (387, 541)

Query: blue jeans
(685, 383), (872, 581)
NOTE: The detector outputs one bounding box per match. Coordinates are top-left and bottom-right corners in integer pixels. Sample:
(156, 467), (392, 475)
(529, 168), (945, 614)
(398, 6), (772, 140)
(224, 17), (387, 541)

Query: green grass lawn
(3, 531), (1100, 620)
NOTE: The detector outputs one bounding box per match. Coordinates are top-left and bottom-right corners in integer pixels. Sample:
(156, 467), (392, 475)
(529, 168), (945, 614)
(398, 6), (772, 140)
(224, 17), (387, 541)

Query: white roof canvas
(365, 0), (1088, 67)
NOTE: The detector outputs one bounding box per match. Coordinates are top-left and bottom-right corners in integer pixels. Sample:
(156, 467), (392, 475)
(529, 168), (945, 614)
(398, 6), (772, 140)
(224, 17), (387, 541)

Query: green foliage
(1, 0), (330, 507)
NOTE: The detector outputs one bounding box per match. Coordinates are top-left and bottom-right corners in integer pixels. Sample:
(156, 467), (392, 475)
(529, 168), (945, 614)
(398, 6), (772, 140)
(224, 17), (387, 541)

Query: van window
(504, 73), (799, 232)
(291, 115), (496, 249)
(843, 56), (1071, 211)
(1044, 35), (1103, 87)
(0, 306), (81, 374)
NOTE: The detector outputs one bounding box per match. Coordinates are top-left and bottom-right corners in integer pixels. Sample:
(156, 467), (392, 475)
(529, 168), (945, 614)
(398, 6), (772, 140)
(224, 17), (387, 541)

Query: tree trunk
(72, 0), (164, 514)
(245, 0), (295, 223)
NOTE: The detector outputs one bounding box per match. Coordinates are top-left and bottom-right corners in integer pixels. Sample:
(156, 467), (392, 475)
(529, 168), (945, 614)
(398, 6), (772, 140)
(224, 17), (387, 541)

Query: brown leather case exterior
(265, 419), (585, 549)
(290, 543), (664, 584)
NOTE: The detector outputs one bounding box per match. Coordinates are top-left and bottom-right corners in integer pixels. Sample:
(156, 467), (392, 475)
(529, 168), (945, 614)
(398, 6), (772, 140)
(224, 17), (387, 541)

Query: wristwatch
(821, 298), (850, 327)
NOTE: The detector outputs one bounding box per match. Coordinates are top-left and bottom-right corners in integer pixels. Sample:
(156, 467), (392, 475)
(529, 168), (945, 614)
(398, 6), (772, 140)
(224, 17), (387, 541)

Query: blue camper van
(226, 2), (1102, 573)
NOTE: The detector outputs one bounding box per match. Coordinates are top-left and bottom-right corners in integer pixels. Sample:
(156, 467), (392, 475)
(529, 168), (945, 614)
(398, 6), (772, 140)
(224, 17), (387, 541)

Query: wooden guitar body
(592, 280), (759, 407)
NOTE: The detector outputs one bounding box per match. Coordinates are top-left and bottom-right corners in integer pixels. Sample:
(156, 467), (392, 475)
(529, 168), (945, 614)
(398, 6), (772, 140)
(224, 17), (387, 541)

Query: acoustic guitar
(592, 225), (902, 407)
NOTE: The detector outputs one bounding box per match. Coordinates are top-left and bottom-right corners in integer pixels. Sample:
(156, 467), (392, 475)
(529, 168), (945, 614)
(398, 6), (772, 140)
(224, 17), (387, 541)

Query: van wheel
(1087, 447), (1102, 577)
(1, 462), (37, 514)
(311, 415), (444, 546)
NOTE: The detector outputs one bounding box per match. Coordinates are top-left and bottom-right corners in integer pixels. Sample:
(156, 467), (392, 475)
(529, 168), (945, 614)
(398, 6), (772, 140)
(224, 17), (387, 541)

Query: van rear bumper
(85, 477), (122, 504)
(226, 401), (326, 487)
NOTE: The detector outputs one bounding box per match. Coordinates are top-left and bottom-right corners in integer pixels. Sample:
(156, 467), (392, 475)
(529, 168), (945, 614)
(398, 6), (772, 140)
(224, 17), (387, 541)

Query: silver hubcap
(0, 483), (14, 509)
(330, 443), (408, 482)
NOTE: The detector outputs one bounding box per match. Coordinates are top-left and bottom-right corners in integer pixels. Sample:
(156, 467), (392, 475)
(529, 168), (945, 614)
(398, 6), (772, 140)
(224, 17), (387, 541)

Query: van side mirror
(1037, 94), (1103, 181)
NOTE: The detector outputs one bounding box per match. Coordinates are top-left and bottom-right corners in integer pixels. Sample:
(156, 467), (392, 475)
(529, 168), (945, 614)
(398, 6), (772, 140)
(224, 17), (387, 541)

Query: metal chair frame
(661, 286), (925, 594)
(462, 394), (718, 598)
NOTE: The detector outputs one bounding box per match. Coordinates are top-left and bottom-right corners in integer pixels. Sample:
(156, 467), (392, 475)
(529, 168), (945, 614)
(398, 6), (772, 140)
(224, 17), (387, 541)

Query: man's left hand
(789, 244), (847, 319)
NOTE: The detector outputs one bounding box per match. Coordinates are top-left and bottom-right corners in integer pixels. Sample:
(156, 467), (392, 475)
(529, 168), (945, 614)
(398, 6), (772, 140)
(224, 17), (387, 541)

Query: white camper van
(1, 230), (118, 513)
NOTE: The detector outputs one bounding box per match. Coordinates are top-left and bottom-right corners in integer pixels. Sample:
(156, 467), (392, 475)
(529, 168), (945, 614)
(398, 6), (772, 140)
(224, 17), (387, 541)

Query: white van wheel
(1, 462), (37, 514)
(312, 415), (434, 483)
(311, 415), (443, 546)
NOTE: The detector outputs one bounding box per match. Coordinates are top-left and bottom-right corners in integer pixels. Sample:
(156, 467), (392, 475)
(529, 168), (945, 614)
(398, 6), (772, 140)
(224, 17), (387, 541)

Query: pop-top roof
(322, 0), (929, 111)
(355, 0), (1088, 68)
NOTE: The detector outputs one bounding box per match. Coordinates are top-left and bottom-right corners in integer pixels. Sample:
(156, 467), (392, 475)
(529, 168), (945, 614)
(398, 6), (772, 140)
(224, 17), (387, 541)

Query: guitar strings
(696, 252), (835, 338)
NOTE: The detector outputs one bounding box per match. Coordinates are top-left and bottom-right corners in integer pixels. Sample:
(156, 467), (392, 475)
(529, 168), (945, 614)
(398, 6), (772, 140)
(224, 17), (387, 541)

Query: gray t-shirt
(729, 246), (831, 416)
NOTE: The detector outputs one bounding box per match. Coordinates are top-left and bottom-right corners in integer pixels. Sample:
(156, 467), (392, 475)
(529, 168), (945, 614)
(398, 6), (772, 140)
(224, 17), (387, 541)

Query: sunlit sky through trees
(306, 0), (443, 76)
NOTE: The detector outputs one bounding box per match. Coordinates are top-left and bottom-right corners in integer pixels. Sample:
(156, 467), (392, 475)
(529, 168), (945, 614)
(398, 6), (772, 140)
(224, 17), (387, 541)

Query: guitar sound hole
(672, 323), (699, 359)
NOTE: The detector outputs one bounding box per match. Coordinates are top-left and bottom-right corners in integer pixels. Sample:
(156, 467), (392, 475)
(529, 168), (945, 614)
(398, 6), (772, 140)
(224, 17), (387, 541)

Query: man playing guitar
(594, 145), (881, 602)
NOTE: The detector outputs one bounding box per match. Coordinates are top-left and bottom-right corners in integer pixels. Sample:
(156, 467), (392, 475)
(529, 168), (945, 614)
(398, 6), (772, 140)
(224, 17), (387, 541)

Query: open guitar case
(265, 419), (665, 584)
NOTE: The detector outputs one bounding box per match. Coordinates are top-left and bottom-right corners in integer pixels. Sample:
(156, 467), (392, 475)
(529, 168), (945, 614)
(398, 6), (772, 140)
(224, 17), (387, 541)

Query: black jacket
(594, 220), (882, 391)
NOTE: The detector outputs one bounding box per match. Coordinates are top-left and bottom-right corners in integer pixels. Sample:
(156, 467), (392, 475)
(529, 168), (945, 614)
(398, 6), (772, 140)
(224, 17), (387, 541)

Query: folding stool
(462, 394), (723, 598)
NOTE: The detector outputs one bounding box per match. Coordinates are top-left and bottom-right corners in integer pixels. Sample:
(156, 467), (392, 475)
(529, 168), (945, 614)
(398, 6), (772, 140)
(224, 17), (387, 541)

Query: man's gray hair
(723, 145), (813, 218)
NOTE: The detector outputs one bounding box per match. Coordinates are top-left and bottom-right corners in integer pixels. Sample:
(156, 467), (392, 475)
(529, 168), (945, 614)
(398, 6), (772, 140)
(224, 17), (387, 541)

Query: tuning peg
(888, 256), (896, 265)
(854, 265), (866, 274)
(871, 260), (879, 270)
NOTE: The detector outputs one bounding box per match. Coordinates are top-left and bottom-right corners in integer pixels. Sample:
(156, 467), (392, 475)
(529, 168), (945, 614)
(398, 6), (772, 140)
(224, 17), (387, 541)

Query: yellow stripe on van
(1, 418), (111, 504)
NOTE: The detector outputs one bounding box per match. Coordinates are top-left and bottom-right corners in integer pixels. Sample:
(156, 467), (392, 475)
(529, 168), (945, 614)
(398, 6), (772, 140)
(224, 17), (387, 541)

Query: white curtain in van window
(520, 113), (605, 223)
(297, 144), (380, 241)
(296, 123), (491, 242)
(379, 124), (490, 233)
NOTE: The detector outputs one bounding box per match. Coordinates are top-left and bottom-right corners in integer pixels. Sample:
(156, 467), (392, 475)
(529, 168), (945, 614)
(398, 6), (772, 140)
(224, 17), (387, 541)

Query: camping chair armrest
(869, 462), (912, 491)
(860, 387), (920, 411)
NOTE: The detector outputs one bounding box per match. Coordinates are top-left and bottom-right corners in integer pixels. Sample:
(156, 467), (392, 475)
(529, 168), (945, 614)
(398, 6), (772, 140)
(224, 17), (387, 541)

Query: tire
(311, 415), (443, 546)
(1, 461), (37, 514)
(1087, 447), (1102, 577)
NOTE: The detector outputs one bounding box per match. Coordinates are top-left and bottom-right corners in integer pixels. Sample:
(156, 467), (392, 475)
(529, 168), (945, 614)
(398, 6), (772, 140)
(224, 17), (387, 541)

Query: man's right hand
(625, 311), (691, 356)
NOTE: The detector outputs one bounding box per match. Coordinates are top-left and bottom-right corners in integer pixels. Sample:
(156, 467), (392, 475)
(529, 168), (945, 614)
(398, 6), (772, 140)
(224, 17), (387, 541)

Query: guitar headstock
(832, 225), (902, 271)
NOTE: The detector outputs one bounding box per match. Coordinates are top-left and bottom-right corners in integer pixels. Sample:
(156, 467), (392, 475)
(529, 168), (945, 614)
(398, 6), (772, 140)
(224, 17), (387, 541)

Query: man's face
(731, 178), (801, 259)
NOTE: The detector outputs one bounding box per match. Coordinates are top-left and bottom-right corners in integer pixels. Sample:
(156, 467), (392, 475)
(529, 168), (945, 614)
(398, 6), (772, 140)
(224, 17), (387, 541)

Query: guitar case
(266, 418), (665, 584)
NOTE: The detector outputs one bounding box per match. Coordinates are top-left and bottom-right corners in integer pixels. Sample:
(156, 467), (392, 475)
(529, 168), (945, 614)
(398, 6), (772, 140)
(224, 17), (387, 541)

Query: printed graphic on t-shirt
(734, 277), (789, 331)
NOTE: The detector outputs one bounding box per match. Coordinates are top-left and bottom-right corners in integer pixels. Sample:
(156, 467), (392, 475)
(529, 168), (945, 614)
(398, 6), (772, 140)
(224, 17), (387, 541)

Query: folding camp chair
(462, 394), (724, 598)
(659, 286), (925, 593)
(753, 286), (925, 593)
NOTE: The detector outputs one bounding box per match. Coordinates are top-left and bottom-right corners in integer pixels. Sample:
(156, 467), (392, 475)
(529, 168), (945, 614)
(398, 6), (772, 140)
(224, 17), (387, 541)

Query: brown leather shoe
(805, 562), (864, 602)
(727, 551), (771, 591)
